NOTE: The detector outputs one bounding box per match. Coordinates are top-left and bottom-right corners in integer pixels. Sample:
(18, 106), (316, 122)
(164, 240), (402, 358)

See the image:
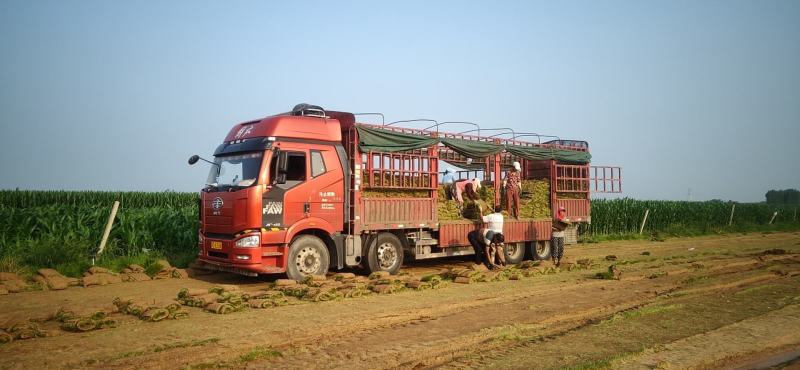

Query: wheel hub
(536, 242), (550, 258)
(377, 242), (397, 269)
(295, 247), (321, 274)
(507, 243), (518, 256)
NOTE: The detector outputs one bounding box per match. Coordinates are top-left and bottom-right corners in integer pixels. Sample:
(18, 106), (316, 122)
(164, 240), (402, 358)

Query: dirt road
(1, 232), (799, 369)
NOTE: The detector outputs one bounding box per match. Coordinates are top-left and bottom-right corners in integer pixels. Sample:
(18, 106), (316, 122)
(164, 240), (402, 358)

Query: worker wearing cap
(504, 162), (522, 219)
(551, 206), (571, 266)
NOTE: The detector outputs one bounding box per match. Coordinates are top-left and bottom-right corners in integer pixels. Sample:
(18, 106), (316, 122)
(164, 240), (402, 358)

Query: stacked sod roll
(519, 180), (552, 219)
(114, 297), (189, 321)
(56, 307), (117, 332)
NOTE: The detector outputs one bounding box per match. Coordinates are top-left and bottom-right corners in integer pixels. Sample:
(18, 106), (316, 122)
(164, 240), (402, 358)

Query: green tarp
(439, 137), (504, 158)
(355, 125), (591, 164)
(506, 145), (592, 164)
(355, 125), (439, 153)
(440, 159), (487, 171)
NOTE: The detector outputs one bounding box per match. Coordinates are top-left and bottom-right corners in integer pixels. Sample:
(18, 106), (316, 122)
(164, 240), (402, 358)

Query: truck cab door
(307, 149), (344, 230)
(265, 148), (309, 229)
(265, 145), (344, 232)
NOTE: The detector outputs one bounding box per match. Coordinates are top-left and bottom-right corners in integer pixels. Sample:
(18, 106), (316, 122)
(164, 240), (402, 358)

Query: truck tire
(286, 235), (330, 281)
(366, 232), (404, 275)
(504, 242), (526, 264)
(531, 240), (552, 261)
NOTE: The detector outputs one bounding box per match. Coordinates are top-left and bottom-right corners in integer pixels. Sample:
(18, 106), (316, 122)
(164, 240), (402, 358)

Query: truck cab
(194, 105), (348, 278)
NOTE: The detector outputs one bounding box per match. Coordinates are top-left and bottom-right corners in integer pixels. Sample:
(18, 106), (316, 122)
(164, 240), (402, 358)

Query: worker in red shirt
(451, 178), (481, 203)
(551, 206), (571, 266)
(504, 161), (522, 219)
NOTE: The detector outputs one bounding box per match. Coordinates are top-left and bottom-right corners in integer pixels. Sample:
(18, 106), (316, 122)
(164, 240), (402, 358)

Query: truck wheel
(366, 233), (404, 275)
(532, 240), (552, 260)
(504, 242), (526, 265)
(286, 235), (330, 281)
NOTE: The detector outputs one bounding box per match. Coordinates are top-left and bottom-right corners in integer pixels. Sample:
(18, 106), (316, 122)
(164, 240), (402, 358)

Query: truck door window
(310, 150), (327, 178)
(285, 152), (306, 182)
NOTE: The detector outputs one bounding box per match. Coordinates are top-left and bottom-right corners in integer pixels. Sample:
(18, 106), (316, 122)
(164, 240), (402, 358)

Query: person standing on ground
(551, 206), (571, 266)
(504, 162), (522, 219)
(467, 205), (505, 268)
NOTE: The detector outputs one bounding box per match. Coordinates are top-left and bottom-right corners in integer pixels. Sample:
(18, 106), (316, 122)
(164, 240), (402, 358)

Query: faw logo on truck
(234, 125), (253, 139)
(211, 197), (224, 210)
(263, 201), (283, 215)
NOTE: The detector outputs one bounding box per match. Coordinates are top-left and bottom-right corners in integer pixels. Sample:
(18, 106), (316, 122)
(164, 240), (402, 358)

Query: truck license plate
(210, 241), (222, 250)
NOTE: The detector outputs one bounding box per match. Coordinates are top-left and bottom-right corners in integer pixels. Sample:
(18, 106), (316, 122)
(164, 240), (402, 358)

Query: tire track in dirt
(613, 304), (800, 369)
(441, 259), (800, 369)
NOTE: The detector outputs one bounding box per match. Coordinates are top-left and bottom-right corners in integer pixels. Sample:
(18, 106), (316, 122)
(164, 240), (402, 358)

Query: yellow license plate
(210, 241), (222, 250)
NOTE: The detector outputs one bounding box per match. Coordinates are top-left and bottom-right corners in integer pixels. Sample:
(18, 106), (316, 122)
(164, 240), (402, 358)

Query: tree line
(765, 189), (800, 205)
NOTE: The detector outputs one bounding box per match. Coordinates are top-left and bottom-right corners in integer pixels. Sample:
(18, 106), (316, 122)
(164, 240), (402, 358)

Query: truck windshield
(207, 152), (263, 189)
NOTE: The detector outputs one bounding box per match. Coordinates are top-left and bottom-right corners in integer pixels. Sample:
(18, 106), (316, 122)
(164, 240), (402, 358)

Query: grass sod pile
(360, 172), (550, 220)
(175, 285), (251, 314)
(501, 180), (552, 219)
(56, 307), (118, 332)
(1, 322), (48, 342)
(114, 297), (189, 321)
(437, 186), (462, 221)
(178, 285), (292, 311)
(0, 261), (605, 347)
(439, 184), (498, 221)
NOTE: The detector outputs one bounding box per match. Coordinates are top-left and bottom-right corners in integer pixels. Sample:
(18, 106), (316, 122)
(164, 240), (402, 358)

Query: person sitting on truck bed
(467, 205), (505, 269)
(451, 178), (481, 203)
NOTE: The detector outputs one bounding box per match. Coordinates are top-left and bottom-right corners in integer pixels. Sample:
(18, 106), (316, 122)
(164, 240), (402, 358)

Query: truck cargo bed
(361, 198), (437, 230)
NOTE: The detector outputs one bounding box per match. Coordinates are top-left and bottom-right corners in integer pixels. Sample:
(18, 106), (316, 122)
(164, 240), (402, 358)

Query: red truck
(189, 104), (621, 280)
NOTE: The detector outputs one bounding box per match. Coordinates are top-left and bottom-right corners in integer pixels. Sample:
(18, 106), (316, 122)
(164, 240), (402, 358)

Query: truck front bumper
(198, 233), (286, 276)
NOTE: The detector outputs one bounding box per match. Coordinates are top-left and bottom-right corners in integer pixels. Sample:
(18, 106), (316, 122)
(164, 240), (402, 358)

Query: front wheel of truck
(365, 232), (404, 275)
(286, 235), (330, 281)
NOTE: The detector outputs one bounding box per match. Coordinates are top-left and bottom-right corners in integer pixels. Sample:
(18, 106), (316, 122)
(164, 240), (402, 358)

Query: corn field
(588, 198), (799, 235)
(0, 190), (199, 276)
(0, 190), (197, 209)
(1, 190), (798, 275)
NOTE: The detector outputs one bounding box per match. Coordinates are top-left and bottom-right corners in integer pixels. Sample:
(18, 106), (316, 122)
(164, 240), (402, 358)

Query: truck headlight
(235, 235), (260, 248)
(198, 231), (204, 244)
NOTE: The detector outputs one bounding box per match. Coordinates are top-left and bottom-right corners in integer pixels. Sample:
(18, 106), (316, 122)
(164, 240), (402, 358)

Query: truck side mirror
(272, 150), (288, 185)
(278, 152), (289, 173)
(188, 155), (200, 165)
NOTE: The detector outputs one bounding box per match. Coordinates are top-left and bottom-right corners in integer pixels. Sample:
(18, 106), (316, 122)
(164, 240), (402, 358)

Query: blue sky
(1, 1), (798, 201)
